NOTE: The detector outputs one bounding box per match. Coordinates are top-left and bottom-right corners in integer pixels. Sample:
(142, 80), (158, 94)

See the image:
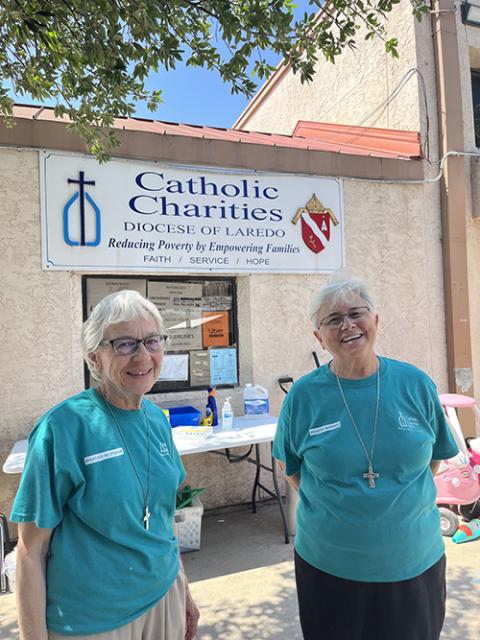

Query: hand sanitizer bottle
(221, 397), (234, 431)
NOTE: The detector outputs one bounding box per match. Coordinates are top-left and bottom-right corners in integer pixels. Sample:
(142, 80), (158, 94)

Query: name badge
(309, 422), (341, 436)
(84, 447), (124, 466)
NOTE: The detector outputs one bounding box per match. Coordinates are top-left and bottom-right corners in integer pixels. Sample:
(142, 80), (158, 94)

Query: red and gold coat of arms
(292, 194), (339, 254)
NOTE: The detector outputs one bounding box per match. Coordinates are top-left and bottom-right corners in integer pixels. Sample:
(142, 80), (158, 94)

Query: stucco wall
(0, 144), (449, 523)
(0, 149), (85, 519)
(236, 3), (420, 135)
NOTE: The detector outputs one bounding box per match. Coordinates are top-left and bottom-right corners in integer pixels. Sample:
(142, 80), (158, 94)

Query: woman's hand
(185, 581), (200, 640)
(430, 459), (442, 476)
(277, 459), (300, 491)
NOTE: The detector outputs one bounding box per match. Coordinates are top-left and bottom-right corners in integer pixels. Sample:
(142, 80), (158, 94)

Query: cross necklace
(100, 393), (152, 529)
(335, 362), (380, 489)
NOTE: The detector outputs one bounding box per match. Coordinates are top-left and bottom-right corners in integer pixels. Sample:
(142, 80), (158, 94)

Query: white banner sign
(40, 151), (345, 273)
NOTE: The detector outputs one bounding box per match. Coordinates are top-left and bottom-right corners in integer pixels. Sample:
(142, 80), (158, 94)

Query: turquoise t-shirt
(10, 388), (186, 635)
(273, 357), (459, 582)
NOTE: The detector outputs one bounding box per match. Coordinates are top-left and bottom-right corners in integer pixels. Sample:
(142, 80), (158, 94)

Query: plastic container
(175, 497), (204, 552)
(243, 384), (269, 415)
(221, 397), (234, 431)
(173, 426), (213, 440)
(167, 406), (201, 427)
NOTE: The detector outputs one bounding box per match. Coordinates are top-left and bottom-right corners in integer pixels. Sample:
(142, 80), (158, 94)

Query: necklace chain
(100, 393), (152, 529)
(335, 362), (380, 488)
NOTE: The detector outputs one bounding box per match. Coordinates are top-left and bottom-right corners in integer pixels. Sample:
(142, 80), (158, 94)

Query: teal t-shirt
(273, 357), (458, 582)
(10, 388), (186, 635)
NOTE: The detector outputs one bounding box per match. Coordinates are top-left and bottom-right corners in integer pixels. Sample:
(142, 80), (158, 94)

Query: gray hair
(81, 290), (164, 382)
(309, 271), (375, 328)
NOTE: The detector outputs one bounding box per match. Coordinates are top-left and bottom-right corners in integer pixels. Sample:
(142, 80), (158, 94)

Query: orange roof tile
(293, 121), (422, 160)
(9, 104), (421, 161)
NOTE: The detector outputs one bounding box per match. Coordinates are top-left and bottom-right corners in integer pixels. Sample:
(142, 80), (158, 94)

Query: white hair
(309, 270), (375, 329)
(81, 290), (164, 382)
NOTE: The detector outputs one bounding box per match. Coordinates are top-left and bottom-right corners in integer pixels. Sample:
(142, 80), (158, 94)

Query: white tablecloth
(3, 415), (277, 474)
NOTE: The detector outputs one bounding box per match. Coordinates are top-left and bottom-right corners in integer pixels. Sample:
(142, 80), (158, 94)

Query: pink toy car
(467, 437), (480, 467)
(435, 394), (480, 536)
(435, 458), (480, 535)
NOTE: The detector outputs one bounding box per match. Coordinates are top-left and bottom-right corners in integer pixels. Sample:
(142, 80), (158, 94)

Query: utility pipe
(431, 0), (475, 434)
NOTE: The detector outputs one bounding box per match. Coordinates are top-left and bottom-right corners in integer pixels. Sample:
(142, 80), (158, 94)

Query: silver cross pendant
(363, 465), (379, 489)
(144, 505), (150, 530)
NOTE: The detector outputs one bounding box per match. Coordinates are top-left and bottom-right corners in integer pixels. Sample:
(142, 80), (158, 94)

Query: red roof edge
(6, 104), (422, 161)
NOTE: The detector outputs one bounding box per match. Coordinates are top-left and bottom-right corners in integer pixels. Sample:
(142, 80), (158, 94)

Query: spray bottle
(221, 397), (234, 431)
(205, 386), (218, 426)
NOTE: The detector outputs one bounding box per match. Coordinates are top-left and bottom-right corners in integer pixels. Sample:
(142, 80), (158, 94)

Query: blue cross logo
(63, 171), (101, 246)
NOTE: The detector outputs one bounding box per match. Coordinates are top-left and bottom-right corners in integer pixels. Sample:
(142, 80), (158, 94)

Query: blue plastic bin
(167, 406), (201, 427)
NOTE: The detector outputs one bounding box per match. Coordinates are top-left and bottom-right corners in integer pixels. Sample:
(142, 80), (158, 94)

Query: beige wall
(0, 149), (85, 519)
(0, 140), (450, 520)
(237, 183), (449, 412)
(236, 3), (420, 135)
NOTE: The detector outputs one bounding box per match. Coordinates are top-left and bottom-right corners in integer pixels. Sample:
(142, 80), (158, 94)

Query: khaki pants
(48, 571), (186, 640)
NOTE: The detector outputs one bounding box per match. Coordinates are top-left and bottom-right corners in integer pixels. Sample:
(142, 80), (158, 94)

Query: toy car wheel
(459, 501), (480, 521)
(439, 507), (458, 537)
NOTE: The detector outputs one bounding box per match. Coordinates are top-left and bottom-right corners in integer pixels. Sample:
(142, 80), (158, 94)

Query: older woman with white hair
(10, 290), (199, 640)
(273, 273), (458, 640)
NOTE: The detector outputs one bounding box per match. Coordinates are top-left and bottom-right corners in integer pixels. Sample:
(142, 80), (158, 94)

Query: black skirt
(294, 551), (446, 640)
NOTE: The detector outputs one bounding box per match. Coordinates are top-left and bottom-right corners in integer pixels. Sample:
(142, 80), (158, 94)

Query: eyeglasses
(101, 334), (168, 356)
(318, 307), (370, 329)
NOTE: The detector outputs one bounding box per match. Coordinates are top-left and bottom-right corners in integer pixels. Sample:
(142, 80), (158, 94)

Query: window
(83, 275), (238, 393)
(471, 70), (480, 147)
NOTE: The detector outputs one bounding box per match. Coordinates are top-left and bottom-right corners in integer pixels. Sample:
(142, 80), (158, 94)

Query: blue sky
(138, 59), (264, 129)
(137, 1), (314, 128)
(9, 44), (278, 130)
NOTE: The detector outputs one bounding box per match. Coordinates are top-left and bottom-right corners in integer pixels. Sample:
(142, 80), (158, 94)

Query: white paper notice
(158, 354), (189, 381)
(86, 278), (147, 313)
(190, 350), (211, 386)
(148, 281), (203, 350)
(209, 348), (238, 385)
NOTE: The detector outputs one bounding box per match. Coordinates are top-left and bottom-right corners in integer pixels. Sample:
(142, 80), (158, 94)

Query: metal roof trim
(6, 103), (421, 161)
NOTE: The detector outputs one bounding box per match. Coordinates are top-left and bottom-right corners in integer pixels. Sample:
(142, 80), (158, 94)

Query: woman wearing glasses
(11, 290), (199, 640)
(273, 273), (458, 640)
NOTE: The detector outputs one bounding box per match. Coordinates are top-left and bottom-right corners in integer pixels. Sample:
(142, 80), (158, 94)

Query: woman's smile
(340, 333), (363, 344)
(126, 368), (154, 377)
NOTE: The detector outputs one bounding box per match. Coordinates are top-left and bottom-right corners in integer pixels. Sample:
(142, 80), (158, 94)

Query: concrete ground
(1, 501), (479, 639)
